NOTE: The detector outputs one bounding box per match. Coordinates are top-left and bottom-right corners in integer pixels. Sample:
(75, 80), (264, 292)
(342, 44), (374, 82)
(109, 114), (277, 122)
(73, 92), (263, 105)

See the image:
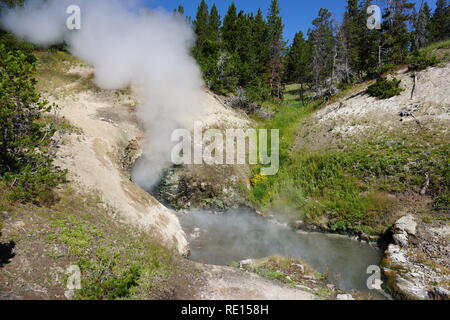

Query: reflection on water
(179, 208), (383, 293)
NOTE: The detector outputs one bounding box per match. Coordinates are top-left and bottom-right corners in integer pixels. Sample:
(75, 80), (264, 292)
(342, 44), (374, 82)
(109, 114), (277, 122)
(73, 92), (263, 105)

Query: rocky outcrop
(382, 215), (450, 300)
(156, 165), (249, 210)
(392, 215), (417, 247)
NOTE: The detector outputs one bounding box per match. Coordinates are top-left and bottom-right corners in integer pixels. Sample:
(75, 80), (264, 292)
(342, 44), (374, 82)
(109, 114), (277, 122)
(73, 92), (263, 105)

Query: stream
(178, 208), (383, 293)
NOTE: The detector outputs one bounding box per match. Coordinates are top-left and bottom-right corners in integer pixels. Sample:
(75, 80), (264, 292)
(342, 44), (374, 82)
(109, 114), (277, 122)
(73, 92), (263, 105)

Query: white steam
(1, 0), (205, 189)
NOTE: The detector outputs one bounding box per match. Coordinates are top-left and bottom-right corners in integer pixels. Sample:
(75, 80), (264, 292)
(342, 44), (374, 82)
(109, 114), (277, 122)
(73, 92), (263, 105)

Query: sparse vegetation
(238, 256), (337, 299)
(0, 187), (193, 300)
(408, 50), (440, 71)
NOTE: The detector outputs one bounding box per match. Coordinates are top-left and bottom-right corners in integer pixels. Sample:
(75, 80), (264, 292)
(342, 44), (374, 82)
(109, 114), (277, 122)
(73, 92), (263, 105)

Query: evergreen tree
(309, 8), (336, 93)
(209, 4), (221, 36)
(0, 44), (65, 203)
(341, 0), (361, 80)
(193, 0), (210, 64)
(193, 0), (221, 88)
(413, 1), (432, 49)
(267, 0), (285, 99)
(382, 0), (415, 65)
(285, 31), (311, 103)
(222, 2), (239, 53)
(430, 0), (450, 41)
(235, 12), (254, 87)
(252, 8), (269, 77)
(357, 0), (383, 73)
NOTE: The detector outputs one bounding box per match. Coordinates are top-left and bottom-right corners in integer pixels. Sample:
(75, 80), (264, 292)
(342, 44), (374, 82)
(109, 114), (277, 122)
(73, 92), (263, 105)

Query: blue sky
(144, 0), (434, 44)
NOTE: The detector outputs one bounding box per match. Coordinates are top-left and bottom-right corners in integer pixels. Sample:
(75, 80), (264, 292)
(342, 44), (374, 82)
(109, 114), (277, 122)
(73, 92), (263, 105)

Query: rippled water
(179, 208), (383, 293)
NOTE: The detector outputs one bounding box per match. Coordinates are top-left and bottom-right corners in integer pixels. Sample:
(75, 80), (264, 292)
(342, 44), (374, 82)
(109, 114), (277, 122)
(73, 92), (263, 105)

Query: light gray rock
(239, 259), (253, 269)
(326, 284), (336, 290)
(395, 276), (428, 300)
(336, 294), (355, 300)
(395, 215), (417, 236)
(431, 287), (450, 300)
(387, 244), (407, 263)
(392, 215), (417, 247)
(393, 232), (409, 247)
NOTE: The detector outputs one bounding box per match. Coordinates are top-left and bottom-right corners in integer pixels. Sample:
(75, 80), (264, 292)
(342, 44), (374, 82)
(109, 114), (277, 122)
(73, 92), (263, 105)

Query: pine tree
(285, 31), (311, 103)
(357, 0), (383, 73)
(235, 12), (254, 87)
(430, 0), (450, 42)
(382, 0), (415, 65)
(341, 0), (360, 80)
(309, 8), (336, 94)
(222, 2), (239, 53)
(209, 4), (221, 36)
(413, 2), (432, 49)
(194, 0), (209, 36)
(193, 0), (209, 63)
(267, 0), (285, 99)
(252, 8), (269, 77)
(193, 0), (221, 88)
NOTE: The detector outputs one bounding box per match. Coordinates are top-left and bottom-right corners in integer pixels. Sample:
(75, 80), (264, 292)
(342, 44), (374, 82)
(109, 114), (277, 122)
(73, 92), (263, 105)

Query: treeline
(181, 0), (449, 101)
(183, 0), (285, 101)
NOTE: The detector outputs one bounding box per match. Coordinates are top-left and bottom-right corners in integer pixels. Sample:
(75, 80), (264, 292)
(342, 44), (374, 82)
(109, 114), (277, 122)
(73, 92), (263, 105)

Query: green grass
(249, 88), (449, 236)
(417, 39), (450, 62)
(0, 187), (187, 300)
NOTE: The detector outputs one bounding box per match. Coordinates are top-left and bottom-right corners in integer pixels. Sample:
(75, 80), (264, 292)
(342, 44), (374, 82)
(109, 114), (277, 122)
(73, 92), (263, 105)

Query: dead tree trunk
(411, 72), (417, 99)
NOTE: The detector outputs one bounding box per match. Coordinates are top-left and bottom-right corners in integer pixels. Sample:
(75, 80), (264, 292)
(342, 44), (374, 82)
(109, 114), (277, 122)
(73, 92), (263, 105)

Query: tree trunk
(298, 81), (305, 105)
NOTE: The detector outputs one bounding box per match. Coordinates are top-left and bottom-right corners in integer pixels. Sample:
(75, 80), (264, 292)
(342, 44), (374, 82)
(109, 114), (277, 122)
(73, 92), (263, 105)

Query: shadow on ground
(0, 240), (16, 268)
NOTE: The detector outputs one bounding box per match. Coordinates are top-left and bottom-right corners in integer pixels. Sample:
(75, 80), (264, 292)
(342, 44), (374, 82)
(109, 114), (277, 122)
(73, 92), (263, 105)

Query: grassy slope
(0, 185), (198, 300)
(249, 43), (450, 237)
(0, 49), (197, 300)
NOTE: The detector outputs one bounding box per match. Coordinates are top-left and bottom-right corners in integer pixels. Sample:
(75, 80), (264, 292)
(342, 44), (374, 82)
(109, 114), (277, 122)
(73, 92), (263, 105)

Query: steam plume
(1, 0), (205, 188)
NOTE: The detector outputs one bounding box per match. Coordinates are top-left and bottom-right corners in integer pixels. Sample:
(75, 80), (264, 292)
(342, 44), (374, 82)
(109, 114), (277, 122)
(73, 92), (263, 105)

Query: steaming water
(179, 208), (383, 293)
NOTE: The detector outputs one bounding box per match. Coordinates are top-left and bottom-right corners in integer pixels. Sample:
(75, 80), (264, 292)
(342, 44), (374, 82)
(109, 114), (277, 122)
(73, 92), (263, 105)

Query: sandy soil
(296, 62), (450, 151)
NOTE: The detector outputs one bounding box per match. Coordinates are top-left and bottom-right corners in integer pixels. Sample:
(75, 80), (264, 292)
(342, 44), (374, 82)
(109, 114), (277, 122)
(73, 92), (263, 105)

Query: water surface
(179, 208), (383, 293)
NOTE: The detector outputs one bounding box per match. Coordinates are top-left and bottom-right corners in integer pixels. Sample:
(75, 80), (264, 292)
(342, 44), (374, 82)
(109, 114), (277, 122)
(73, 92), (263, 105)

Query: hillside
(247, 46), (449, 299)
(0, 49), (328, 300)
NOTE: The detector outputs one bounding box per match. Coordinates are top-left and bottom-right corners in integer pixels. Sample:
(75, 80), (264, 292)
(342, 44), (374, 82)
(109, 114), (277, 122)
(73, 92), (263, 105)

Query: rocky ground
(295, 63), (450, 154)
(383, 214), (449, 299)
(196, 263), (318, 300)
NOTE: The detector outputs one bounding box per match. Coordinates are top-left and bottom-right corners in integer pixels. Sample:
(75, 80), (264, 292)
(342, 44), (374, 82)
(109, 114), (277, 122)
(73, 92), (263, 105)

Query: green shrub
(367, 63), (396, 79)
(407, 50), (440, 71)
(0, 44), (65, 204)
(77, 264), (141, 300)
(367, 78), (404, 99)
